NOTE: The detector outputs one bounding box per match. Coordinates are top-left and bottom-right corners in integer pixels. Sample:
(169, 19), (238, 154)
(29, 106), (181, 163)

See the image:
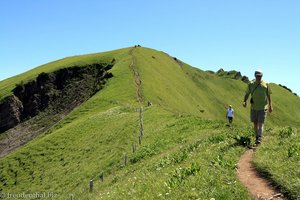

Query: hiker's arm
(268, 94), (273, 113)
(267, 83), (273, 113)
(243, 84), (251, 107)
(243, 94), (249, 107)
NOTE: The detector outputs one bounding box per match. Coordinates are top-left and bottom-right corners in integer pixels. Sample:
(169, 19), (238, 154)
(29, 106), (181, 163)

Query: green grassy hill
(0, 46), (299, 199)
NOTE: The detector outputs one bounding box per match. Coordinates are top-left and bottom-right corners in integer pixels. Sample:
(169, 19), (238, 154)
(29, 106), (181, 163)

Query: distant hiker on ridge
(226, 105), (234, 128)
(243, 70), (273, 145)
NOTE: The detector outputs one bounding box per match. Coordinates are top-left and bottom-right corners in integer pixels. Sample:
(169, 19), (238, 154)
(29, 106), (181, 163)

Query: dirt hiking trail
(237, 149), (286, 200)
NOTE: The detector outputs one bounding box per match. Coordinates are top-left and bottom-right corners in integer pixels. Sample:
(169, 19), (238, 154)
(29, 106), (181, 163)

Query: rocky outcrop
(0, 95), (23, 132)
(234, 71), (242, 79)
(0, 63), (113, 133)
(215, 68), (250, 84)
(241, 76), (250, 84)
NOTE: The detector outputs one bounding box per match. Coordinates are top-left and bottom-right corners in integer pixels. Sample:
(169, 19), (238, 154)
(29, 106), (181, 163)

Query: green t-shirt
(245, 80), (272, 110)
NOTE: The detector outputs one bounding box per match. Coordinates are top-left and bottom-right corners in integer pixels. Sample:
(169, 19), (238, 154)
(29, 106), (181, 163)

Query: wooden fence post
(139, 107), (143, 137)
(124, 154), (128, 166)
(89, 179), (93, 192)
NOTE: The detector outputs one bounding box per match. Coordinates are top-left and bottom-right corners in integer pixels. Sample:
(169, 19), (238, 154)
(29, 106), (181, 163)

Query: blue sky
(1, 0), (299, 95)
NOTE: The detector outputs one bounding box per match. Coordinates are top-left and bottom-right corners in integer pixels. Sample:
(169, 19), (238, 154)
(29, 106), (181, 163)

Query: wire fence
(67, 106), (144, 199)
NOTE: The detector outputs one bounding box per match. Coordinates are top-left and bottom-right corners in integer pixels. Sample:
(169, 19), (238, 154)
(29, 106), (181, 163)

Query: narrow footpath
(129, 47), (143, 102)
(237, 149), (286, 200)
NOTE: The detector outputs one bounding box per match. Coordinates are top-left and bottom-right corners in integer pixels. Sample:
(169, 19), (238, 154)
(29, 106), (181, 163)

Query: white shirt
(227, 108), (234, 117)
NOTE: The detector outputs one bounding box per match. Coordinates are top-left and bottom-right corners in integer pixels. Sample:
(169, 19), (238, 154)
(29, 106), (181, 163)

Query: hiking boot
(255, 136), (262, 144)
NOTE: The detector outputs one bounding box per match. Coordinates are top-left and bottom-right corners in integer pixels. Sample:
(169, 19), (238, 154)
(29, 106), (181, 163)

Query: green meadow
(0, 46), (299, 199)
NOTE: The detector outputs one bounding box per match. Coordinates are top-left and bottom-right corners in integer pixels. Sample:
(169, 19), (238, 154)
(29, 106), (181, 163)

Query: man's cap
(229, 105), (232, 107)
(254, 70), (263, 77)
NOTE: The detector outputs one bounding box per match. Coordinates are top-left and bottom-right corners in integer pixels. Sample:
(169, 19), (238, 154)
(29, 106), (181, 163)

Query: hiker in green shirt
(243, 70), (273, 145)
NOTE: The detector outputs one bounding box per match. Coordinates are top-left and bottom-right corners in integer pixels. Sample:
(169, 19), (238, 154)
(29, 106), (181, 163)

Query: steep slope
(0, 48), (129, 101)
(1, 46), (299, 127)
(0, 46), (299, 199)
(131, 47), (300, 127)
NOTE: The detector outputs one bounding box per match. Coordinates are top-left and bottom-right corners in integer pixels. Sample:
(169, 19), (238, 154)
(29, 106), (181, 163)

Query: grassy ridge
(0, 46), (299, 199)
(133, 47), (300, 127)
(1, 46), (299, 127)
(134, 47), (249, 123)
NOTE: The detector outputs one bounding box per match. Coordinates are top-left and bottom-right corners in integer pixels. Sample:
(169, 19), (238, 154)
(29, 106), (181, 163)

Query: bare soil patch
(237, 149), (286, 200)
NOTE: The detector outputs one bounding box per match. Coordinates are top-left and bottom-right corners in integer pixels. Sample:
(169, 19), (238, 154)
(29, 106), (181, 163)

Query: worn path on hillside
(129, 47), (143, 102)
(0, 111), (71, 158)
(237, 149), (286, 200)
